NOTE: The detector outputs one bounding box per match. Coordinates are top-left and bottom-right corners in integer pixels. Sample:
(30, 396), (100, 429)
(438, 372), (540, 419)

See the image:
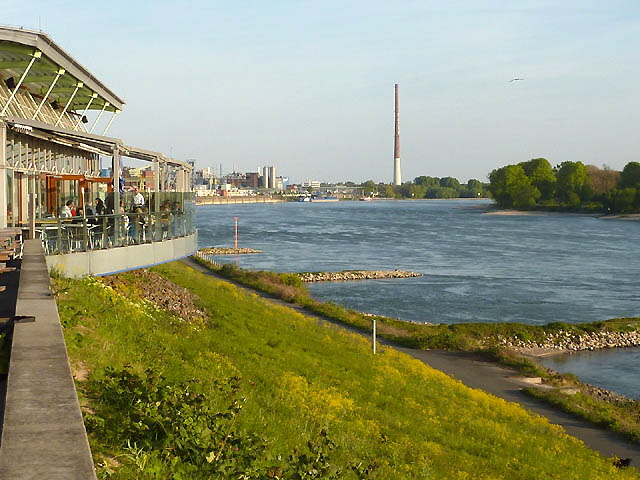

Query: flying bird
(510, 77), (524, 82)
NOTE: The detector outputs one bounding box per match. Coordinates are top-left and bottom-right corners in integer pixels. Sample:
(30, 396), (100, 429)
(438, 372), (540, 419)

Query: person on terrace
(131, 187), (145, 211)
(59, 200), (74, 218)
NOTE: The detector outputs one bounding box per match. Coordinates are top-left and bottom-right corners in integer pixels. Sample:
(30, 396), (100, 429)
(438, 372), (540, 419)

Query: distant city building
(301, 179), (321, 189)
(245, 172), (259, 188)
(268, 166), (276, 189)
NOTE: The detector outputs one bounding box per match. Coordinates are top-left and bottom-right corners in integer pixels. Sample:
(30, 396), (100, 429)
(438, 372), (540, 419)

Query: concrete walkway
(184, 258), (639, 466)
(0, 240), (96, 480)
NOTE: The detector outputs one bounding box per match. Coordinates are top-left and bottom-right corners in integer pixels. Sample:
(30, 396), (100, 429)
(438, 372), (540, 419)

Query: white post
(373, 320), (377, 354)
(81, 187), (86, 218)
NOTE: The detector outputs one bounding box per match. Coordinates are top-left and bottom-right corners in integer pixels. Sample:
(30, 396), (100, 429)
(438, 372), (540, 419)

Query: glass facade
(5, 131), (102, 225)
(3, 129), (195, 255)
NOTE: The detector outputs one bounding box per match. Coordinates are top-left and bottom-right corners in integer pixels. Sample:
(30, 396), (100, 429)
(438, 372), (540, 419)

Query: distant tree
(519, 158), (556, 201)
(361, 180), (377, 195)
(489, 165), (540, 209)
(619, 162), (640, 189)
(381, 184), (396, 198)
(399, 183), (426, 198)
(603, 188), (637, 213)
(463, 179), (484, 198)
(428, 187), (458, 199)
(439, 177), (461, 190)
(586, 165), (620, 196)
(414, 176), (440, 189)
(555, 161), (589, 206)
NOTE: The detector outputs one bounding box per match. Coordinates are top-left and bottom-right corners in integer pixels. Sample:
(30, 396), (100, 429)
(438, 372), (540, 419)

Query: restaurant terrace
(0, 26), (197, 276)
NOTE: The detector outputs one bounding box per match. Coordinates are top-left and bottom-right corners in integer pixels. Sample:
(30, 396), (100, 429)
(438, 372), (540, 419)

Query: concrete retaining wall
(45, 232), (198, 277)
(0, 240), (97, 479)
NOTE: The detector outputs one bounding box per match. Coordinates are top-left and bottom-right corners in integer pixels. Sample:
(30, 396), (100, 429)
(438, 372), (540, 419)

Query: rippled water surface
(196, 200), (640, 398)
(539, 348), (640, 400)
(197, 200), (640, 326)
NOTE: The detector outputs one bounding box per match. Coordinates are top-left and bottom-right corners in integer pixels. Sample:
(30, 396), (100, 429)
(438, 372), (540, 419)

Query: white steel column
(112, 145), (121, 244)
(0, 51), (42, 116)
(33, 68), (65, 120)
(74, 93), (98, 130)
(19, 175), (28, 225)
(153, 157), (161, 239)
(0, 122), (7, 229)
(89, 102), (109, 133)
(175, 167), (184, 192)
(102, 109), (120, 136)
(54, 82), (83, 127)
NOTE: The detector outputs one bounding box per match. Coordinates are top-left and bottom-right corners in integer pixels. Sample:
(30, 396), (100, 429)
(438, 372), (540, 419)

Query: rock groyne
(501, 329), (640, 354)
(298, 270), (422, 282)
(200, 247), (263, 255)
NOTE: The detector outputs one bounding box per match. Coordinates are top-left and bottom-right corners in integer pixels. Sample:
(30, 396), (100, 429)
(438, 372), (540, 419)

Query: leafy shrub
(86, 366), (269, 478)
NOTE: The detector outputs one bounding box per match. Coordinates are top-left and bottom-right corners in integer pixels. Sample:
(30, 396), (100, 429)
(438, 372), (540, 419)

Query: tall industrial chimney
(393, 84), (402, 186)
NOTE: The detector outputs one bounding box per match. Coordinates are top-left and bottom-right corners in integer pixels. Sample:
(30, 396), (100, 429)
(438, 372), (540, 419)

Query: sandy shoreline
(484, 209), (640, 220)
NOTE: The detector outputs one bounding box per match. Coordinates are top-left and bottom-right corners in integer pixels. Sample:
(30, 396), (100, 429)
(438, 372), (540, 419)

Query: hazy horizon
(5, 1), (640, 184)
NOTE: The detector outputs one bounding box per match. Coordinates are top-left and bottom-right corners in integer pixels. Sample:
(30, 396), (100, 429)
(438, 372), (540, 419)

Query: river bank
(195, 195), (285, 205)
(484, 208), (640, 221)
(502, 329), (640, 357)
(185, 257), (640, 465)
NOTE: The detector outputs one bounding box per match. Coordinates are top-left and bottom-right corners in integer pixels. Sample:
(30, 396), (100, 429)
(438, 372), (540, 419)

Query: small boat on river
(310, 195), (339, 203)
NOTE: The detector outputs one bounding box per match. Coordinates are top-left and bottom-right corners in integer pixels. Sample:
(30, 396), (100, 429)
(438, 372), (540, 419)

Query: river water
(196, 199), (640, 398)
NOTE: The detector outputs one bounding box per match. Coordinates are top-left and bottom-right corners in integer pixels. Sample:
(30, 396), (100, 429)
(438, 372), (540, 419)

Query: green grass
(54, 261), (638, 479)
(524, 387), (640, 444)
(197, 258), (640, 355)
(194, 257), (640, 443)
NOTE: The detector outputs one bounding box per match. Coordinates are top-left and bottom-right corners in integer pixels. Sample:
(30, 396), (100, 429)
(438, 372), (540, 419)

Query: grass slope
(55, 262), (637, 479)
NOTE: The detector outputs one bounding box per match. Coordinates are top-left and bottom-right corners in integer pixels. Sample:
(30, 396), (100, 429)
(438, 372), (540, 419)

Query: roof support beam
(0, 50), (42, 116)
(74, 92), (97, 130)
(54, 81), (82, 126)
(32, 68), (65, 120)
(89, 102), (109, 133)
(102, 109), (119, 136)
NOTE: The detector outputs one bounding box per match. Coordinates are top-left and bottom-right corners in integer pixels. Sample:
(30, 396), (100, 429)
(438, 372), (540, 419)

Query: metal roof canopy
(4, 116), (192, 170)
(0, 26), (124, 112)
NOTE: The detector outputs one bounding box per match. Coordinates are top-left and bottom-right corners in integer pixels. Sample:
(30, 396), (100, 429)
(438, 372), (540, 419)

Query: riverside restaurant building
(0, 26), (197, 276)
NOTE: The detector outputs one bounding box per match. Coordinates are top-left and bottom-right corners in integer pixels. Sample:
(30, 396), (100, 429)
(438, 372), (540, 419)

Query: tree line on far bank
(350, 177), (488, 199)
(488, 158), (640, 213)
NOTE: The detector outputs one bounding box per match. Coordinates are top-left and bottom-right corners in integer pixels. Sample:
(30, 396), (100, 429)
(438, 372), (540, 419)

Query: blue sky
(5, 1), (640, 183)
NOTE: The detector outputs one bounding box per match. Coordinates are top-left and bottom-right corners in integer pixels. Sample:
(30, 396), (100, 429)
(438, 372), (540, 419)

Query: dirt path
(182, 258), (639, 465)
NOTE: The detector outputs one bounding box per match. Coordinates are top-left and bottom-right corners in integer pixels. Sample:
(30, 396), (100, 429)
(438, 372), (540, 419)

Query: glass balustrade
(34, 192), (196, 255)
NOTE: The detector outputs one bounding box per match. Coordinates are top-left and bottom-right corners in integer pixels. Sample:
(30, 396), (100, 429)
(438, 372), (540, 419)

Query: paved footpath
(184, 259), (639, 466)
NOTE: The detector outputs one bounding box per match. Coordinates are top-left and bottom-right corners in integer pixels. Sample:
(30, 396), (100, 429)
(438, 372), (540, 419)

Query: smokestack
(393, 84), (402, 186)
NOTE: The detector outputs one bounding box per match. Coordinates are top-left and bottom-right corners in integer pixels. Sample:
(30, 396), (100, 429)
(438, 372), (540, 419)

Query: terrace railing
(35, 208), (195, 255)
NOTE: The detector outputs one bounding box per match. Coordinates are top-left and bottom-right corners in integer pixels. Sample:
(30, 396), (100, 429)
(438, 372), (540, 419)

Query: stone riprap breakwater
(500, 329), (640, 354)
(200, 247), (263, 255)
(298, 270), (423, 282)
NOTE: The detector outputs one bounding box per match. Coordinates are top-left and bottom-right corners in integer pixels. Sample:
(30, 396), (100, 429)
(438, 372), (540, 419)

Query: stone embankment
(200, 247), (262, 255)
(501, 329), (640, 353)
(298, 270), (423, 282)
